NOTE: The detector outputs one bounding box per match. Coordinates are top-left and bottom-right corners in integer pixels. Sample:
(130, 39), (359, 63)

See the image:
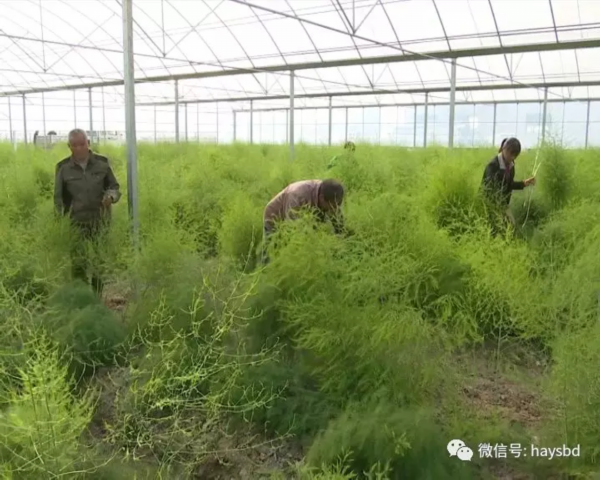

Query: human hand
(524, 177), (536, 187)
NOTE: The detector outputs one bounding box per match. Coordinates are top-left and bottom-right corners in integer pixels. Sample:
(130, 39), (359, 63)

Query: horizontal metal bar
(136, 80), (600, 106)
(232, 97), (600, 113)
(1, 38), (599, 97)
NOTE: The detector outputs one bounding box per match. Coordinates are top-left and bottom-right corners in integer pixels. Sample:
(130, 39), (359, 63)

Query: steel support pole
(88, 87), (93, 140)
(413, 105), (417, 147)
(541, 87), (548, 145)
(122, 0), (139, 249)
(378, 106), (382, 145)
(8, 97), (13, 144)
(471, 104), (475, 146)
(362, 108), (365, 142)
(423, 93), (429, 147)
(42, 92), (46, 136)
(285, 109), (288, 143)
(492, 103), (497, 145)
(448, 59), (457, 149)
(585, 100), (591, 149)
(233, 111), (237, 142)
(515, 102), (520, 137)
(216, 103), (219, 143)
(250, 100), (254, 144)
(185, 103), (188, 141)
(22, 94), (27, 144)
(344, 107), (348, 142)
(328, 95), (332, 146)
(102, 87), (106, 142)
(174, 80), (179, 142)
(154, 105), (157, 143)
(73, 90), (77, 126)
(289, 70), (295, 160)
(196, 103), (199, 141)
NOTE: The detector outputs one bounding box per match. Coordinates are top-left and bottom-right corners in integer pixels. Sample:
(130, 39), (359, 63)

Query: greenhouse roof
(1, 0), (600, 106)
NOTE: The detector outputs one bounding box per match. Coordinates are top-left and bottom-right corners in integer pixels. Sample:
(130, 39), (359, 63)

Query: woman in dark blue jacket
(481, 137), (536, 232)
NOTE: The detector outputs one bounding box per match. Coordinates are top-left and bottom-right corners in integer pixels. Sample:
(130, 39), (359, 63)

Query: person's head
(68, 128), (89, 162)
(499, 137), (521, 163)
(344, 141), (356, 153)
(317, 179), (344, 213)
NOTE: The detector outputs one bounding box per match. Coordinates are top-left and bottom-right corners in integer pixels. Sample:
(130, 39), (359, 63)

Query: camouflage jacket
(54, 151), (121, 225)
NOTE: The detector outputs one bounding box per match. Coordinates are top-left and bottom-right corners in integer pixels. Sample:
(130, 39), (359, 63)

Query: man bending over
(261, 179), (345, 263)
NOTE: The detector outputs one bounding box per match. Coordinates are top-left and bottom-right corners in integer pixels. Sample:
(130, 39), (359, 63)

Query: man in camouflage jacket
(54, 129), (121, 295)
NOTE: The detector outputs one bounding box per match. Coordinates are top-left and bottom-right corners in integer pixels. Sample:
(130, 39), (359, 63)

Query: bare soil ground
(456, 345), (563, 480)
(97, 290), (558, 479)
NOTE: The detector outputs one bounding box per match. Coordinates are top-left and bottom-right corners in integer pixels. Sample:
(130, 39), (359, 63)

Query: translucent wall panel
(4, 98), (600, 148)
(0, 98), (12, 141)
(236, 112), (251, 143)
(454, 104), (475, 147)
(587, 101), (600, 147)
(495, 104), (518, 145)
(331, 108), (346, 145)
(347, 108), (363, 142)
(428, 105), (450, 146)
(316, 109), (329, 145)
(516, 103), (542, 147)
(415, 105), (426, 147)
(363, 108), (381, 144)
(397, 106), (415, 146)
(473, 104), (495, 146)
(546, 103), (565, 143)
(380, 106), (398, 145)
(562, 102), (588, 148)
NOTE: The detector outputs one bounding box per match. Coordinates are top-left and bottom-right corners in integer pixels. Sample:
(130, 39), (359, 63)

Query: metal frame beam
(42, 91), (46, 135)
(174, 79), (179, 142)
(22, 94), (27, 144)
(328, 95), (332, 146)
(122, 0), (139, 250)
(136, 80), (600, 107)
(424, 92), (429, 148)
(7, 97), (13, 144)
(448, 58), (456, 148)
(250, 99), (254, 143)
(492, 103), (497, 143)
(290, 70), (295, 160)
(102, 87), (107, 142)
(541, 87), (549, 144)
(1, 39), (599, 97)
(88, 87), (93, 137)
(585, 100), (591, 148)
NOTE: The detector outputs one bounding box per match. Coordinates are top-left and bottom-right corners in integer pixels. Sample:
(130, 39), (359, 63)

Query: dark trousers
(71, 222), (106, 296)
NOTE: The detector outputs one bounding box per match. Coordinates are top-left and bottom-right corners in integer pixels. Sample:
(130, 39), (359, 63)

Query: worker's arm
(511, 179), (525, 190)
(263, 217), (276, 236)
(103, 163), (121, 203)
(53, 166), (68, 217)
(330, 209), (345, 235)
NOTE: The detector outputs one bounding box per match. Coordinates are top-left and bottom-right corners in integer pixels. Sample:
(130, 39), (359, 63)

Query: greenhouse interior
(0, 0), (599, 148)
(3, 1), (600, 479)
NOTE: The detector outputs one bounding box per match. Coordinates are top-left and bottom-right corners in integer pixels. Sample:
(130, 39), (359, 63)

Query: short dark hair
(499, 137), (521, 156)
(344, 141), (356, 152)
(320, 179), (344, 204)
